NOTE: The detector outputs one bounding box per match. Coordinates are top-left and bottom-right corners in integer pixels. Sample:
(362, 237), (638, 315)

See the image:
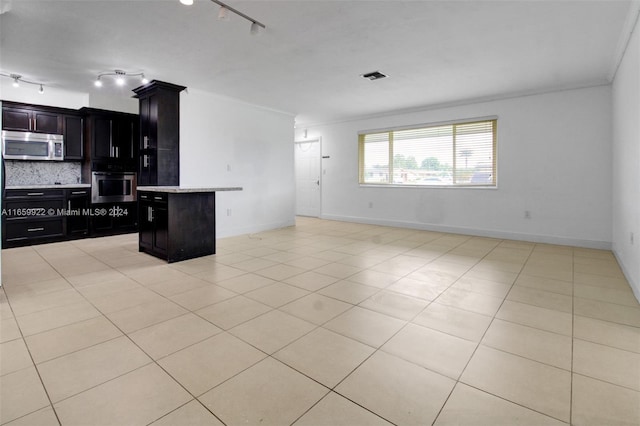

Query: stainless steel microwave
(2, 130), (64, 161)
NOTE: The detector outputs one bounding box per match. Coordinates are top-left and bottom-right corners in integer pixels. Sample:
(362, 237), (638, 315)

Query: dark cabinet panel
(138, 190), (215, 263)
(1, 104), (62, 133)
(32, 111), (60, 134)
(133, 81), (185, 186)
(2, 188), (66, 247)
(63, 115), (84, 161)
(66, 189), (90, 237)
(2, 107), (32, 131)
(90, 201), (137, 236)
(92, 116), (113, 160)
(81, 108), (139, 173)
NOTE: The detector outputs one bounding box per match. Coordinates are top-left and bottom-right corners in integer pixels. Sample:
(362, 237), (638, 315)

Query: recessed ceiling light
(362, 71), (387, 81)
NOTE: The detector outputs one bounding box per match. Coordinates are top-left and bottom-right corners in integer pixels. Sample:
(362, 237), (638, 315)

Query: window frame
(358, 116), (498, 188)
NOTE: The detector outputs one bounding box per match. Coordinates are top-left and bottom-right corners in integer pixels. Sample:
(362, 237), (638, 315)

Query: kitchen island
(137, 186), (242, 263)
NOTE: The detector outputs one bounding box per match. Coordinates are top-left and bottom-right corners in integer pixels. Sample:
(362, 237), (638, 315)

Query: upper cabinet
(62, 113), (84, 161)
(2, 102), (62, 134)
(133, 80), (186, 186)
(81, 108), (139, 172)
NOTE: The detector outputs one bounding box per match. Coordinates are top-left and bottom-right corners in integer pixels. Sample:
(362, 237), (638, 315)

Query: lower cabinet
(66, 188), (90, 238)
(138, 190), (215, 263)
(2, 188), (91, 248)
(90, 202), (138, 236)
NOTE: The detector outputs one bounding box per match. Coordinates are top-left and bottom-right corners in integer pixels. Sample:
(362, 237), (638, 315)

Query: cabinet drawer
(5, 218), (64, 241)
(5, 189), (65, 198)
(139, 192), (167, 203)
(3, 199), (65, 218)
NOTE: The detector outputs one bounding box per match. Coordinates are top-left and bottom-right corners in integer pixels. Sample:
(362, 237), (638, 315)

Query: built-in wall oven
(91, 171), (137, 204)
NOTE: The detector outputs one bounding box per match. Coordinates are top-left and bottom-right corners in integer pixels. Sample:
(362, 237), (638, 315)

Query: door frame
(294, 137), (322, 217)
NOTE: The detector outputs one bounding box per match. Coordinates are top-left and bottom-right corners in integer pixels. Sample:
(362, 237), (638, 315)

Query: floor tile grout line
(3, 220), (638, 425)
(0, 285), (63, 426)
(570, 246), (576, 425)
(431, 238), (536, 425)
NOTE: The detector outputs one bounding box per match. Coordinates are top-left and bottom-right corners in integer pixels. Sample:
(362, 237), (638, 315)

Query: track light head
(250, 21), (262, 35)
(180, 0), (194, 5)
(218, 6), (229, 20)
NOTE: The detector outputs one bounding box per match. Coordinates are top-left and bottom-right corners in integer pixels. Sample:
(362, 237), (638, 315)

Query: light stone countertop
(136, 186), (242, 193)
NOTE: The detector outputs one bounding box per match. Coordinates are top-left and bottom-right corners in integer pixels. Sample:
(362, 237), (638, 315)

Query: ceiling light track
(180, 0), (266, 35)
(0, 72), (45, 94)
(95, 70), (149, 88)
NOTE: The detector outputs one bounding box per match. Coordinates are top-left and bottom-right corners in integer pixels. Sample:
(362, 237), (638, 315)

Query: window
(359, 118), (497, 187)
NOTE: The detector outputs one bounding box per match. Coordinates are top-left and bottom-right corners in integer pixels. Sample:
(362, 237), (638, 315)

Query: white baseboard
(613, 250), (640, 304)
(217, 218), (296, 238)
(320, 213), (612, 250)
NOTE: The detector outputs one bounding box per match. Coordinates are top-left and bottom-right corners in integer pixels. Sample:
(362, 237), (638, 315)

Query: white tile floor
(1, 217), (639, 425)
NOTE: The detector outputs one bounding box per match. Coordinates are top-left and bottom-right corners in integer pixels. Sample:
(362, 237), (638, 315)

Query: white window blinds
(359, 119), (497, 187)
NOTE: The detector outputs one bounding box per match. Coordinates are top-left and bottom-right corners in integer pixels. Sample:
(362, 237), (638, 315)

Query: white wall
(88, 91), (138, 114)
(0, 80), (138, 114)
(296, 86), (612, 249)
(0, 81), (88, 109)
(180, 89), (296, 238)
(612, 14), (640, 300)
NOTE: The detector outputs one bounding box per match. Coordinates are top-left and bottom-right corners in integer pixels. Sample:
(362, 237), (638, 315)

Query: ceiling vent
(362, 71), (387, 81)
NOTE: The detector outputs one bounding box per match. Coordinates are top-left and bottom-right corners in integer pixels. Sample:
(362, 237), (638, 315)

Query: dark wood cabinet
(139, 192), (168, 257)
(2, 103), (62, 134)
(1, 187), (94, 248)
(2, 189), (65, 247)
(90, 202), (137, 236)
(133, 81), (186, 186)
(62, 114), (84, 161)
(66, 188), (90, 237)
(138, 190), (215, 263)
(81, 108), (139, 173)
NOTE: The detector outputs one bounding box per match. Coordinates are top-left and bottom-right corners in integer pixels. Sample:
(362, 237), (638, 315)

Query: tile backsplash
(4, 160), (82, 186)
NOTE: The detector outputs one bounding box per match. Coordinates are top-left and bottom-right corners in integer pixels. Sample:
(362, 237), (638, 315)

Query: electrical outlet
(368, 202), (373, 208)
(227, 164), (231, 172)
(524, 210), (531, 219)
(631, 232), (635, 245)
(227, 208), (231, 216)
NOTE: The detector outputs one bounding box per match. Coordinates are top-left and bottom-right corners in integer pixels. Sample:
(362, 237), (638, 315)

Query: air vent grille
(362, 71), (387, 81)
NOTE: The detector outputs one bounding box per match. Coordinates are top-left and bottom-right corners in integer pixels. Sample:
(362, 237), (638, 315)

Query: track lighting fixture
(1, 72), (46, 94)
(94, 70), (149, 88)
(180, 0), (266, 35)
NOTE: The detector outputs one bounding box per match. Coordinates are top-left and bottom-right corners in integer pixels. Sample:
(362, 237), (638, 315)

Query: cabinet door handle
(71, 191), (87, 195)
(143, 136), (149, 149)
(148, 206), (154, 222)
(68, 200), (71, 210)
(27, 192), (44, 196)
(154, 196), (163, 201)
(27, 227), (45, 232)
(143, 155), (149, 168)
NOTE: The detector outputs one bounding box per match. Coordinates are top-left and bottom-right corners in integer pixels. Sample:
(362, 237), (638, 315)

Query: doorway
(294, 139), (321, 217)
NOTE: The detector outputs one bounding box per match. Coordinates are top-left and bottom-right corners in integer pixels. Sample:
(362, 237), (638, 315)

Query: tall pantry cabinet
(132, 80), (186, 186)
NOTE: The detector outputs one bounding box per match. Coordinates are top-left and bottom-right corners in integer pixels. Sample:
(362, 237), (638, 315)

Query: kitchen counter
(136, 186), (242, 193)
(137, 187), (241, 263)
(6, 184), (91, 189)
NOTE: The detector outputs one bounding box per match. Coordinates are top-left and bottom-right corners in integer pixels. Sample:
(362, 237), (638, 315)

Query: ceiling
(0, 0), (633, 125)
